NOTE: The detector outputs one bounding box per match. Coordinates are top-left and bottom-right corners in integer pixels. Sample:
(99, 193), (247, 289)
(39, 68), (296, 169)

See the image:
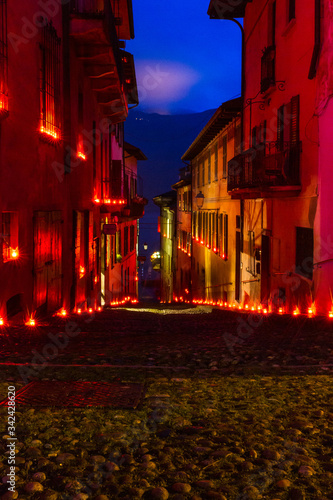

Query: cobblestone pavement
(0, 304), (333, 372)
(1, 305), (333, 499)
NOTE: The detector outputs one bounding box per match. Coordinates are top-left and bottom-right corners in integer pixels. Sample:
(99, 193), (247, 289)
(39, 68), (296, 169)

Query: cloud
(135, 60), (201, 113)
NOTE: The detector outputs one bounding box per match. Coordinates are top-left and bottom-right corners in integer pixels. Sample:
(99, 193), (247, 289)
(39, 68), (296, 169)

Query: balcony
(261, 45), (275, 94)
(70, 0), (136, 121)
(118, 196), (148, 221)
(227, 141), (302, 198)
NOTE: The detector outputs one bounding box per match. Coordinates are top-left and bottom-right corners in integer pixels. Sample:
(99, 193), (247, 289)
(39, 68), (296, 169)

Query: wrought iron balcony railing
(228, 141), (301, 194)
(261, 45), (275, 93)
(70, 0), (104, 15)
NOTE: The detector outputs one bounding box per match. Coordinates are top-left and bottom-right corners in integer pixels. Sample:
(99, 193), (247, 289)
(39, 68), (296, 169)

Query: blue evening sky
(126, 0), (242, 114)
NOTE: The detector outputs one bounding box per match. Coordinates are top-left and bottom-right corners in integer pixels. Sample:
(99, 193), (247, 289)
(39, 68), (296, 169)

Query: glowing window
(39, 22), (61, 140)
(2, 212), (18, 262)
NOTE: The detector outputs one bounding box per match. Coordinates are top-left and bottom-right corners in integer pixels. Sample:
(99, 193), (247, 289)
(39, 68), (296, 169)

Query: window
(124, 226), (129, 256)
(296, 227), (313, 279)
(116, 230), (122, 260)
(202, 161), (205, 186)
(308, 0), (321, 80)
(111, 235), (115, 268)
(2, 212), (18, 262)
(130, 225), (135, 252)
(288, 0), (296, 22)
(270, 1), (276, 46)
(277, 105), (285, 149)
(0, 0), (8, 115)
(223, 214), (228, 260)
(214, 143), (218, 180)
(178, 191), (182, 211)
(197, 162), (200, 187)
(208, 150), (211, 184)
(235, 124), (242, 155)
(222, 136), (227, 178)
(219, 214), (223, 257)
(39, 22), (61, 140)
(248, 230), (255, 275)
(277, 95), (300, 149)
(261, 45), (276, 93)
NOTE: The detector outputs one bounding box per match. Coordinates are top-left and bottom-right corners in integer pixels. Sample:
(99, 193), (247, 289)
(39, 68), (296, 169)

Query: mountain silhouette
(124, 108), (216, 254)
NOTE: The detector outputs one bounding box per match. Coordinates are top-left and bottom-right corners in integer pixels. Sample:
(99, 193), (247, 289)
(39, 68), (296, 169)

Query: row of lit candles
(173, 297), (333, 318)
(0, 297), (139, 327)
(193, 236), (228, 259)
(178, 246), (191, 257)
(94, 198), (127, 205)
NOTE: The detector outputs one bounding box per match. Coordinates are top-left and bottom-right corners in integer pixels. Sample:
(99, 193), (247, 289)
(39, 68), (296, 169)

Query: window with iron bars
(0, 0), (8, 116)
(39, 22), (61, 140)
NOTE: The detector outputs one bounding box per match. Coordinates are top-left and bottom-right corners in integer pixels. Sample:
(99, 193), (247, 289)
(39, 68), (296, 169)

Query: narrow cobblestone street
(1, 305), (333, 499)
(1, 305), (333, 372)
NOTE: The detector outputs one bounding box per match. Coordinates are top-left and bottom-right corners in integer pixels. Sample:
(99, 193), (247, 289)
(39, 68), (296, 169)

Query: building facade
(206, 0), (332, 314)
(172, 168), (192, 301)
(153, 191), (176, 303)
(182, 99), (242, 303)
(0, 0), (144, 322)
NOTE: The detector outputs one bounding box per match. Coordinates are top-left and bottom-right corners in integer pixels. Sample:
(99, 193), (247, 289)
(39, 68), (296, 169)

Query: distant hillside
(125, 109), (215, 205)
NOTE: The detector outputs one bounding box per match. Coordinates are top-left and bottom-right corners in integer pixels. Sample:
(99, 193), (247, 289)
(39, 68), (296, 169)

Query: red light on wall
(293, 307), (300, 316)
(0, 95), (8, 111)
(278, 307), (284, 314)
(88, 308), (93, 313)
(0, 317), (4, 326)
(308, 305), (316, 317)
(10, 248), (19, 260)
(77, 308), (82, 314)
(77, 151), (86, 160)
(97, 306), (102, 312)
(25, 317), (36, 327)
(200, 240), (204, 245)
(263, 308), (268, 315)
(329, 310), (333, 318)
(40, 126), (59, 140)
(56, 308), (67, 317)
(80, 266), (85, 278)
(94, 198), (101, 204)
(206, 244), (210, 249)
(213, 247), (217, 252)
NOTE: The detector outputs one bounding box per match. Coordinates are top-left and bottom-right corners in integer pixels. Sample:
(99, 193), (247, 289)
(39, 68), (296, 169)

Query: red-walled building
(0, 0), (145, 322)
(208, 0), (333, 314)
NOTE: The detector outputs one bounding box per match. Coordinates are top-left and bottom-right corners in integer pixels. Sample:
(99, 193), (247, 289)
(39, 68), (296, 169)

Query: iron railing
(228, 141), (301, 192)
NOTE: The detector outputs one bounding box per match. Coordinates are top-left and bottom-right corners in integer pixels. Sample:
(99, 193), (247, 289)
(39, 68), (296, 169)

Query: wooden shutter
(290, 95), (300, 145)
(277, 105), (284, 149)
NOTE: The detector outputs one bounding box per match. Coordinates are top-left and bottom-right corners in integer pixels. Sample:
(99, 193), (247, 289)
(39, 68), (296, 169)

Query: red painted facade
(202, 0), (333, 314)
(0, 0), (145, 322)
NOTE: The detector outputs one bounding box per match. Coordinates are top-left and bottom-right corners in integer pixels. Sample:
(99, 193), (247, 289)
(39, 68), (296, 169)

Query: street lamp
(143, 242), (148, 251)
(195, 191), (205, 209)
